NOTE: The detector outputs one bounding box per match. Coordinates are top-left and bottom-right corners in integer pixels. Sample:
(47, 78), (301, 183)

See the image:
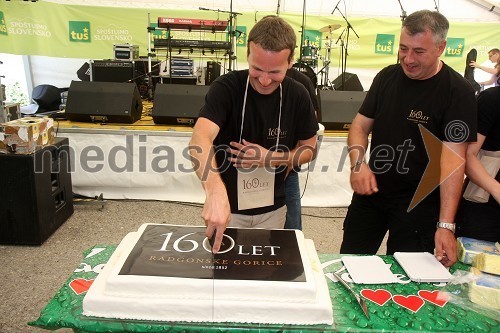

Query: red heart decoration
(361, 289), (392, 306)
(69, 278), (94, 295)
(392, 295), (425, 313)
(418, 290), (449, 307)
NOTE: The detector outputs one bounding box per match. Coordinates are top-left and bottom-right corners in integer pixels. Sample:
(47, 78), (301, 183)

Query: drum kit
(296, 23), (342, 90)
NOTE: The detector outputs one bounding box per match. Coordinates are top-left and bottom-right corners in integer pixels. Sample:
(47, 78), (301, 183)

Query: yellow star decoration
(83, 27), (88, 33)
(458, 43), (463, 49)
(388, 40), (392, 45)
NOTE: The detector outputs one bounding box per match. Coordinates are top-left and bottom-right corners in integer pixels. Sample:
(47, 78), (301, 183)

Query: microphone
(331, 0), (342, 14)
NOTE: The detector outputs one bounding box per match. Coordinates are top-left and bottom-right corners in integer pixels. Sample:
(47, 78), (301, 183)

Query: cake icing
(83, 224), (333, 325)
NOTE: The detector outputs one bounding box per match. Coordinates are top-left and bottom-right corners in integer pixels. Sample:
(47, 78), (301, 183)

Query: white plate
(342, 256), (399, 284)
(394, 252), (452, 283)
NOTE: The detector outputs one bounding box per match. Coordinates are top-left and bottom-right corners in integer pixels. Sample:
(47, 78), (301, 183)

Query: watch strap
(436, 222), (455, 233)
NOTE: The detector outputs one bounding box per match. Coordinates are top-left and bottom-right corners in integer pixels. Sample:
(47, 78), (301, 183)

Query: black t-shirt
(477, 86), (500, 152)
(359, 63), (477, 201)
(475, 86), (500, 207)
(286, 68), (318, 112)
(199, 70), (318, 215)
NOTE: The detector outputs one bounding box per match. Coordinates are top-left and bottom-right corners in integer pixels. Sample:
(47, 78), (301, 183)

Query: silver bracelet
(350, 160), (364, 171)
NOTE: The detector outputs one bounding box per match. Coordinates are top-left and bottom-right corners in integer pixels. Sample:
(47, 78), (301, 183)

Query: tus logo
(235, 26), (247, 47)
(304, 29), (321, 49)
(445, 38), (464, 57)
(0, 12), (7, 36)
(149, 23), (169, 42)
(69, 21), (91, 42)
(375, 34), (395, 54)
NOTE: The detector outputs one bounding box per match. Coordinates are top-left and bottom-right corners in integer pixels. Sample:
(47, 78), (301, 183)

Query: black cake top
(119, 224), (306, 282)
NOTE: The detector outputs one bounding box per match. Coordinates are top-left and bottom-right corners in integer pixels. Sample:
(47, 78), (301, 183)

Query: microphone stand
(396, 0), (407, 64)
(332, 0), (359, 91)
(276, 0), (281, 16)
(297, 0), (307, 74)
(433, 0), (439, 12)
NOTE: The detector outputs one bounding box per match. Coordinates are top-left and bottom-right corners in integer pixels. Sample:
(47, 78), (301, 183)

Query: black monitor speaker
(65, 81), (143, 123)
(332, 72), (363, 91)
(320, 90), (367, 130)
(152, 84), (209, 125)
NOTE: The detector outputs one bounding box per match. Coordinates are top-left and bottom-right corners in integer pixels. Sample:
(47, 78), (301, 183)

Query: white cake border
(83, 224), (333, 325)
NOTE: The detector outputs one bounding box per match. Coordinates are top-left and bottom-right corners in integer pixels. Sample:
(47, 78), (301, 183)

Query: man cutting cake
(189, 15), (319, 253)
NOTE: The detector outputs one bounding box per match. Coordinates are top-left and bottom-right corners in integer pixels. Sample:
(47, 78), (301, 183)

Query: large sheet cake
(82, 224), (333, 325)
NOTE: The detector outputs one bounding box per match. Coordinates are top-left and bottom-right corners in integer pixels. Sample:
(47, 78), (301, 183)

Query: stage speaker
(332, 72), (363, 91)
(65, 81), (143, 124)
(319, 90), (367, 130)
(90, 60), (135, 83)
(0, 138), (74, 245)
(152, 84), (209, 125)
(205, 61), (221, 85)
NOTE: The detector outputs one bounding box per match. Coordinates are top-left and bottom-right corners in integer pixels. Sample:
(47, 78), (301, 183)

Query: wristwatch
(436, 222), (456, 234)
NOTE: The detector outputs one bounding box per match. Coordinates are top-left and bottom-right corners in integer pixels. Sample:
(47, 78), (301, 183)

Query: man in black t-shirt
(284, 67), (320, 230)
(340, 10), (477, 267)
(189, 16), (318, 252)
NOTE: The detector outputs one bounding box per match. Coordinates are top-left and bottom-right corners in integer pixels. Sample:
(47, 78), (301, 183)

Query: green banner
(1, 1), (498, 74)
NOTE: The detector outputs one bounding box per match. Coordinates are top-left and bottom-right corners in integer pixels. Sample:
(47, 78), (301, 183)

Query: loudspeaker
(332, 72), (363, 91)
(205, 61), (221, 85)
(65, 81), (143, 123)
(0, 138), (74, 245)
(319, 90), (367, 130)
(90, 60), (135, 83)
(152, 84), (209, 125)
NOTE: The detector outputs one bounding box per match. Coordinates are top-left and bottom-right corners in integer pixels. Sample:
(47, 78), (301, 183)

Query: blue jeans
(284, 171), (302, 230)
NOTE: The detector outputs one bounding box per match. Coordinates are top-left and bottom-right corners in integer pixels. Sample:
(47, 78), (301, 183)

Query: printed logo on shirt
(374, 34), (395, 54)
(0, 12), (7, 36)
(445, 38), (464, 57)
(69, 21), (91, 43)
(267, 128), (287, 140)
(407, 109), (430, 124)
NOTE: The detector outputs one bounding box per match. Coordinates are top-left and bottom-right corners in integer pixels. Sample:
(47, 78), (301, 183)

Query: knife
(208, 229), (217, 321)
(333, 271), (370, 320)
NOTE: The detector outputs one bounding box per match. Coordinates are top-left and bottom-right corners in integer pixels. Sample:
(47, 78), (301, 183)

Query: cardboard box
(0, 102), (21, 123)
(0, 116), (55, 154)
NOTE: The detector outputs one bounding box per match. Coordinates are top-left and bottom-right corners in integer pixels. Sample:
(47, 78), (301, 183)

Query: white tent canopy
(45, 0), (500, 21)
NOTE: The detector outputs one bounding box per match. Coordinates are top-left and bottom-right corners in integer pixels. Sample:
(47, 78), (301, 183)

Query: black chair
(31, 84), (63, 113)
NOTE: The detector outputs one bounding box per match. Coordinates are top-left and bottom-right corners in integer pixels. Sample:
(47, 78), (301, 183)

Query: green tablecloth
(30, 245), (499, 332)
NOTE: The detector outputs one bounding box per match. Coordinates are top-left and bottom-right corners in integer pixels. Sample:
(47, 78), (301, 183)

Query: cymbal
(319, 24), (341, 32)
